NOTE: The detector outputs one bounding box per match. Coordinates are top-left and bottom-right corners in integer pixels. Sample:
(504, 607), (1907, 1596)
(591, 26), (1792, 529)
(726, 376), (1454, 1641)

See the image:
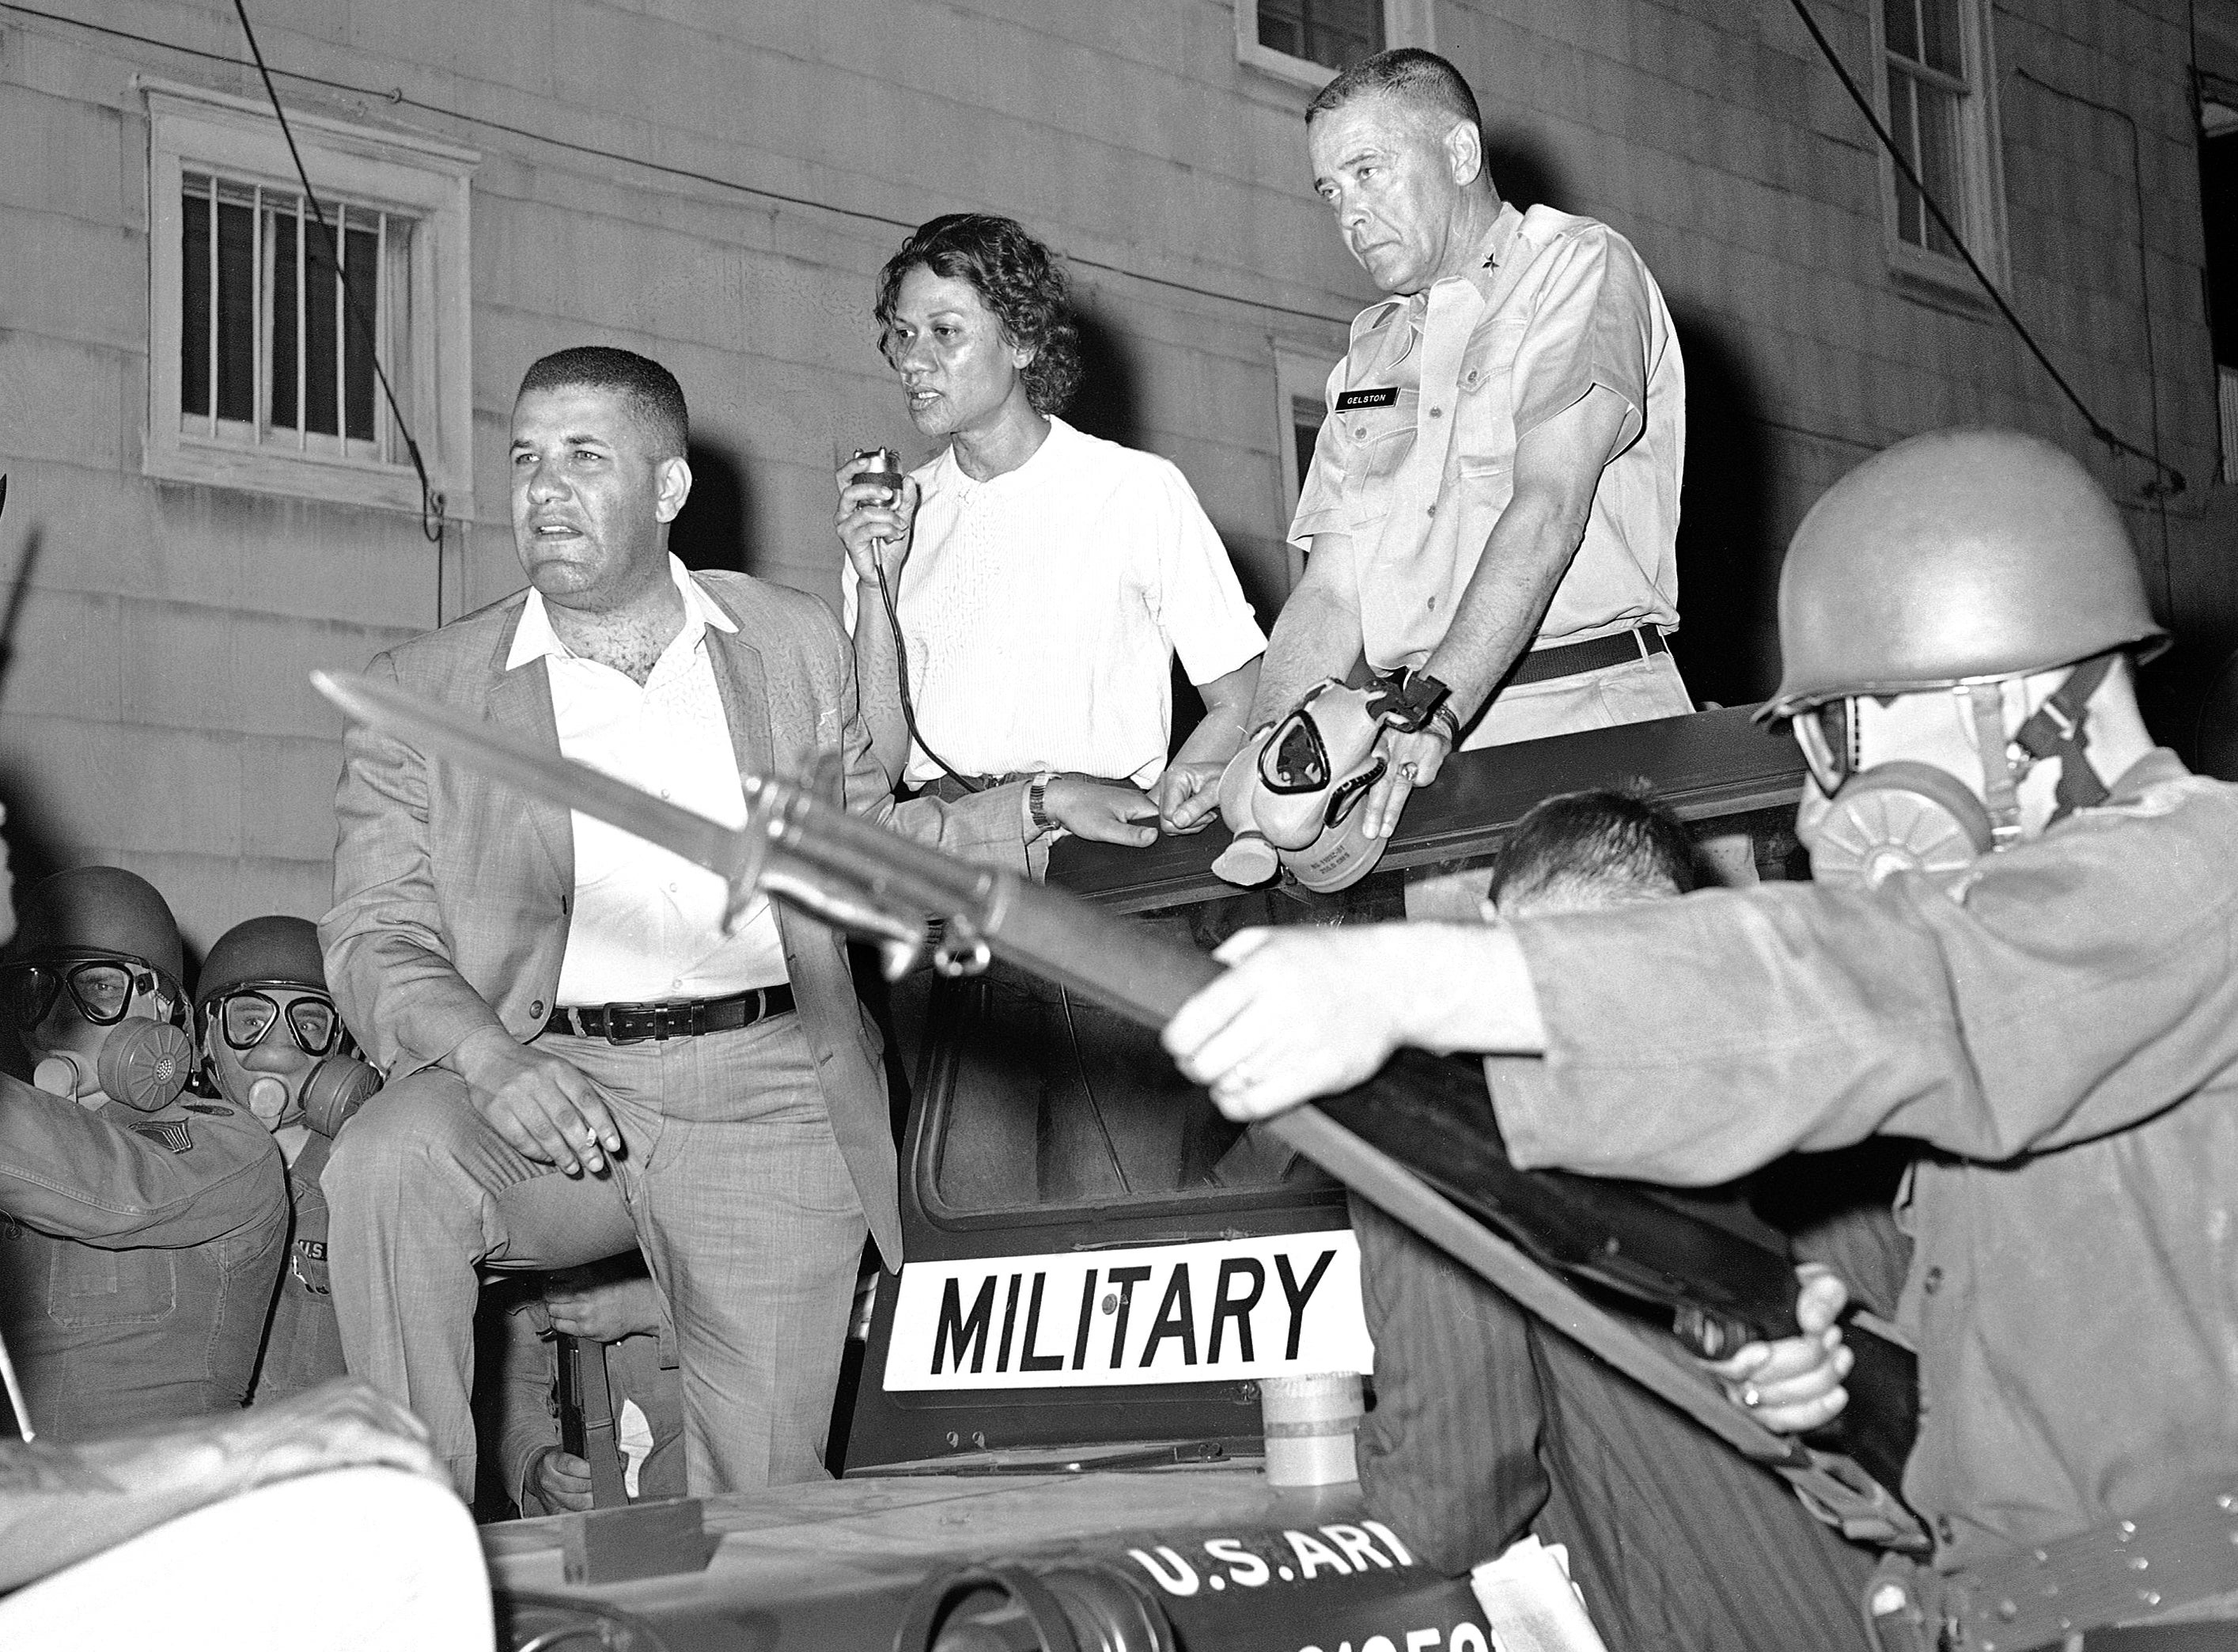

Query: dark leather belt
(543, 984), (795, 1044)
(1507, 624), (1669, 688)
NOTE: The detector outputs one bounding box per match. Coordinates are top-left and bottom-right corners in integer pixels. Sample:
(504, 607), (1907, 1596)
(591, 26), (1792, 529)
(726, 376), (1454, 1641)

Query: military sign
(884, 1232), (1371, 1392)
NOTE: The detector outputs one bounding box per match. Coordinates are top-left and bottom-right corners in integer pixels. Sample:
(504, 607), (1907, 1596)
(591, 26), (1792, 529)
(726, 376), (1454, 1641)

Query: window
(1236, 0), (1433, 93)
(1272, 343), (1338, 591)
(1872, 0), (2007, 291)
(143, 80), (475, 518)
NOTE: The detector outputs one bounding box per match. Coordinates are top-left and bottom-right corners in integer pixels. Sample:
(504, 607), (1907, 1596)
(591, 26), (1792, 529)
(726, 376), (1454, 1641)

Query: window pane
(1293, 396), (1324, 492)
(343, 219), (380, 441)
(1884, 0), (1919, 64)
(180, 176), (210, 420)
(305, 225), (339, 438)
(1303, 0), (1383, 71)
(1920, 0), (1964, 77)
(215, 191), (256, 423)
(1888, 74), (1926, 248)
(268, 199), (298, 434)
(1916, 80), (1963, 258)
(1257, 0), (1305, 60)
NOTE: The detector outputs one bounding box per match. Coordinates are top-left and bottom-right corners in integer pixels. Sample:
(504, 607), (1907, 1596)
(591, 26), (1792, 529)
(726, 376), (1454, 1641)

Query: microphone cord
(873, 552), (987, 795)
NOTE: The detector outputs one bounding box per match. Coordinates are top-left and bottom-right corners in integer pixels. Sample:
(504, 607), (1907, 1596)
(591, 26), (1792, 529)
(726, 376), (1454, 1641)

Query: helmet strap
(2012, 653), (2116, 825)
(1966, 684), (2025, 847)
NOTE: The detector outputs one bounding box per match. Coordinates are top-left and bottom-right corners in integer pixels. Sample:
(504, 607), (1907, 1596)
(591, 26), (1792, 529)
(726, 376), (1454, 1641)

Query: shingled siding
(0, 0), (2221, 953)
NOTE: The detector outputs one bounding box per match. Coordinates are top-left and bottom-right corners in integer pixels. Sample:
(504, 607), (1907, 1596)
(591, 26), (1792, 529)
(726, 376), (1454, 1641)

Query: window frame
(1235, 0), (1433, 92)
(141, 78), (476, 521)
(1868, 0), (2010, 301)
(1271, 341), (1339, 593)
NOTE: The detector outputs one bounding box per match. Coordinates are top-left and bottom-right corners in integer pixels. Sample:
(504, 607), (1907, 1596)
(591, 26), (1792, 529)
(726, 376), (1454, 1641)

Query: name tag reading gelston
(884, 1233), (1371, 1392)
(1335, 388), (1400, 410)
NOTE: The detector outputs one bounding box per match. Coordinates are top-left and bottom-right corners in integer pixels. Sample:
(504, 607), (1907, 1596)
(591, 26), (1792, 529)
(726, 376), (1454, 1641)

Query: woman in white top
(835, 214), (1266, 842)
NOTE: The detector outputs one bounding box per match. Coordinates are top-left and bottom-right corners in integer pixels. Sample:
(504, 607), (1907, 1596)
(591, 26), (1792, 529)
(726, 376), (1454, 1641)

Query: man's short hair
(517, 346), (689, 458)
(1305, 47), (1483, 136)
(873, 214), (1083, 416)
(1490, 783), (1698, 913)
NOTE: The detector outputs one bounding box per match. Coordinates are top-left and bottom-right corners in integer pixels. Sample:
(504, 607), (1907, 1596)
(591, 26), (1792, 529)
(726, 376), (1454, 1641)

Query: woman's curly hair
(873, 214), (1082, 416)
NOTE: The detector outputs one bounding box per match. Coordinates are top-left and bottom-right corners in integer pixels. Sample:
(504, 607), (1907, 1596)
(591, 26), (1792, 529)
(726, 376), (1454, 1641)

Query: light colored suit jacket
(320, 569), (1032, 1266)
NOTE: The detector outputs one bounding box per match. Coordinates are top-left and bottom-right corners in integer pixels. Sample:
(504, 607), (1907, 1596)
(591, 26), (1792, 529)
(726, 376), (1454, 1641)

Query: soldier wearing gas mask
(195, 915), (380, 1403)
(0, 867), (288, 1435)
(1166, 430), (2238, 1614)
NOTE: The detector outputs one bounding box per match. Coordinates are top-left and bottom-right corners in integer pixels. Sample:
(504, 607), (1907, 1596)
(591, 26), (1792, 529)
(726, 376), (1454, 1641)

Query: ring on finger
(1740, 1385), (1761, 1408)
(1397, 760), (1419, 783)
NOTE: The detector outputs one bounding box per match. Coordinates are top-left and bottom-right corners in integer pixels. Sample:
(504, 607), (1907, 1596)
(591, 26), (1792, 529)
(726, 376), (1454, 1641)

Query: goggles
(0, 953), (164, 1032)
(1789, 699), (1857, 796)
(205, 988), (342, 1057)
(1259, 707), (1332, 795)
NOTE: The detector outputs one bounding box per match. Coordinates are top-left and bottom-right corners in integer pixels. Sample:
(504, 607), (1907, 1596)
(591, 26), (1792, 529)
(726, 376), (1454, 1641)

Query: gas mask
(199, 986), (381, 1137)
(2, 955), (194, 1112)
(1791, 655), (2114, 890)
(1212, 680), (1394, 894)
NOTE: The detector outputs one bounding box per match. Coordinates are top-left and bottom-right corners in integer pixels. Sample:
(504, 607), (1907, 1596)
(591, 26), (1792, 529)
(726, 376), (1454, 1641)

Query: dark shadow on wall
(1667, 305), (1781, 708)
(1480, 128), (1570, 213)
(671, 440), (753, 575)
(1065, 299), (1146, 451)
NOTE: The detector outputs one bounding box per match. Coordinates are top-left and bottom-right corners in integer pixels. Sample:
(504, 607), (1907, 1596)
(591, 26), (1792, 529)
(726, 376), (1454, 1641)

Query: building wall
(0, 0), (2224, 957)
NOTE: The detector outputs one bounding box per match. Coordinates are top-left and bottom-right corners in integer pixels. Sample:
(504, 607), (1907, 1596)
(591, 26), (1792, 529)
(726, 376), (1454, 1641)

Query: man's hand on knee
(452, 1028), (624, 1176)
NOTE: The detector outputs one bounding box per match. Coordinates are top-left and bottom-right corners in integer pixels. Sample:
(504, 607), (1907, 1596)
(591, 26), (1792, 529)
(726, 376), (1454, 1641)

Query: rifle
(556, 1331), (630, 1509)
(312, 670), (1925, 1549)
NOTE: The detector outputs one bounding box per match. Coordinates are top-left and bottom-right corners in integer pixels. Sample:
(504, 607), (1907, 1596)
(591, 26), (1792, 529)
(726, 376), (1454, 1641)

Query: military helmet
(196, 914), (327, 1011)
(1763, 428), (2166, 720)
(9, 866), (185, 994)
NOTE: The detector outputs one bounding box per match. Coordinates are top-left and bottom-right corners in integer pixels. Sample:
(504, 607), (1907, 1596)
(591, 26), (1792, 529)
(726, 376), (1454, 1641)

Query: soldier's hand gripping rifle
(312, 670), (1926, 1552)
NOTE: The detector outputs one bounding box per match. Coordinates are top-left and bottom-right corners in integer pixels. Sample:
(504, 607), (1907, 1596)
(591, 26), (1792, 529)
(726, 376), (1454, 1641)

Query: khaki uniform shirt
(1494, 752), (2238, 1571)
(1289, 203), (1684, 673)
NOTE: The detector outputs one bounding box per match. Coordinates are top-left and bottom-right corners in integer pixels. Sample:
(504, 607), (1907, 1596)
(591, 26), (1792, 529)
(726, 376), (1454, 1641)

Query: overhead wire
(227, 0), (447, 623)
(0, 1), (1353, 332)
(1785, 0), (2186, 498)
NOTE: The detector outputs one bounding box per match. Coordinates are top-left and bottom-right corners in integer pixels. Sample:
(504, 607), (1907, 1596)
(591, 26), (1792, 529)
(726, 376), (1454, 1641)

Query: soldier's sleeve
(1493, 794), (2238, 1179)
(495, 1294), (563, 1516)
(0, 1075), (285, 1248)
(1509, 226), (1655, 453)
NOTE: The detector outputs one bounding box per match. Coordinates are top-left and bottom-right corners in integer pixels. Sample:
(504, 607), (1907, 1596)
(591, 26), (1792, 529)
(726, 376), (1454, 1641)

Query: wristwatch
(1028, 772), (1056, 836)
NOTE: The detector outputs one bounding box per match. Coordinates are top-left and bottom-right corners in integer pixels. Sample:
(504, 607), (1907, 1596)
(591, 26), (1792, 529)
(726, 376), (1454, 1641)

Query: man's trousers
(325, 1014), (869, 1499)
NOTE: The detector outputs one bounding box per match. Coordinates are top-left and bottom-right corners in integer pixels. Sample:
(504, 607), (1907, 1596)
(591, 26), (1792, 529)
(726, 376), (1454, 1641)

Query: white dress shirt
(507, 555), (788, 1005)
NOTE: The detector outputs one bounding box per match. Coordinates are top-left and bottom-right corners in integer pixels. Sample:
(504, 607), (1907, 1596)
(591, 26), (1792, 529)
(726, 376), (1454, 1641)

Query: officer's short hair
(517, 346), (689, 460)
(1490, 783), (1698, 914)
(874, 214), (1083, 416)
(1305, 47), (1483, 138)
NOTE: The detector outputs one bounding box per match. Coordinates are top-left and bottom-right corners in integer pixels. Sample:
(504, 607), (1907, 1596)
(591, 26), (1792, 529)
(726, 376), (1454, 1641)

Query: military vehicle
(477, 703), (1823, 1652)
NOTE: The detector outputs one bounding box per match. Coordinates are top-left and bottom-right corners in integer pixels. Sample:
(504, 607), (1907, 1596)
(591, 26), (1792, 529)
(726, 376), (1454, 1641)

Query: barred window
(143, 80), (475, 519)
(177, 172), (413, 464)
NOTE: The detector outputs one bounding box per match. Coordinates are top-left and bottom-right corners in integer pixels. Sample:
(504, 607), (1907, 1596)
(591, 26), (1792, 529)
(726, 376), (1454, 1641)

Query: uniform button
(1429, 406), (1444, 419)
(1464, 369), (1480, 386)
(1936, 1516), (1956, 1548)
(1922, 1266), (1944, 1294)
(1354, 425), (1368, 439)
(530, 1000), (545, 1017)
(1426, 504), (1437, 517)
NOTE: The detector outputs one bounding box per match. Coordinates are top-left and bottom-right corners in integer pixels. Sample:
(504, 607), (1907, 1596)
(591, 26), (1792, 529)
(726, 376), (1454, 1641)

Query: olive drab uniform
(252, 1127), (347, 1403)
(0, 1072), (288, 1436)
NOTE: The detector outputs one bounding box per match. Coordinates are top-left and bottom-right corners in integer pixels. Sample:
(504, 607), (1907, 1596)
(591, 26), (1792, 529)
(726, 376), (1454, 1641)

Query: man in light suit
(320, 346), (1039, 1499)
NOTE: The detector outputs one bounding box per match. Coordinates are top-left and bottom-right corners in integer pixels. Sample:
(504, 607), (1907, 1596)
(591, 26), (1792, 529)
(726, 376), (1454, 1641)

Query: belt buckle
(604, 1000), (656, 1045)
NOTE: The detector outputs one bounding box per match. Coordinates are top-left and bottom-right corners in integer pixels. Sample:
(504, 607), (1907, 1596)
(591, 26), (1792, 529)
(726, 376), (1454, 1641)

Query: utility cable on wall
(1, 1), (1354, 335)
(1786, 0), (2186, 498)
(228, 0), (448, 626)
